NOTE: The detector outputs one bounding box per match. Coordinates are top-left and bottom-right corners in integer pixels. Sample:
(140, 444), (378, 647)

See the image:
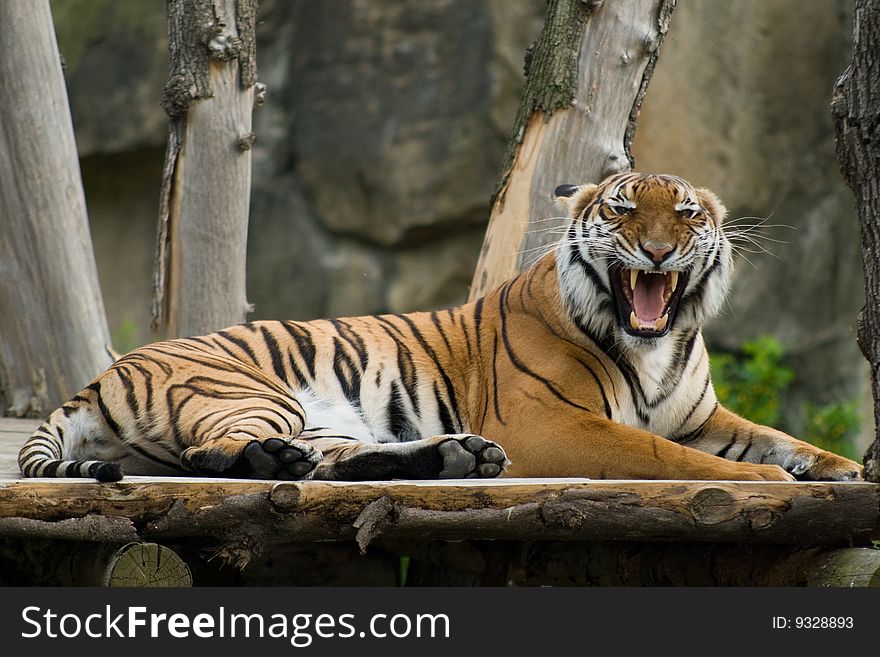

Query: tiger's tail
(18, 410), (123, 482)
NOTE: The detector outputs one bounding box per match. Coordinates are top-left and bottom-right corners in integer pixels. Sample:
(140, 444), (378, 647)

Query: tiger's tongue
(632, 274), (666, 322)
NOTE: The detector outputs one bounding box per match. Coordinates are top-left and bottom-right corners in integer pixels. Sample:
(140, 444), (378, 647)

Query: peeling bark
(469, 0), (676, 300)
(832, 0), (880, 483)
(153, 0), (259, 337)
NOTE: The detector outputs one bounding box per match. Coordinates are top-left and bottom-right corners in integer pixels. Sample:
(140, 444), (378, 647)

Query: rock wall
(51, 0), (870, 443)
(54, 0), (544, 351)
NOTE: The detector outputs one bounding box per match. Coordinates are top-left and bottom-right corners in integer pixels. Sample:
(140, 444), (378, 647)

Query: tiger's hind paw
(242, 437), (323, 480)
(437, 434), (508, 479)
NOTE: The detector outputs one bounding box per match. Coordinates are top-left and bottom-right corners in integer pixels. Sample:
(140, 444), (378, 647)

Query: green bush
(802, 400), (862, 461)
(710, 336), (860, 458)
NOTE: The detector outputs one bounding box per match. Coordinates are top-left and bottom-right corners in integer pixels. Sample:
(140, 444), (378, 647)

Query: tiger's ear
(554, 183), (599, 218)
(694, 187), (728, 224)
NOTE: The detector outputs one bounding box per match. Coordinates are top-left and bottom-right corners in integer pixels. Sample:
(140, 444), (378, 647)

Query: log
(153, 0), (259, 337)
(469, 0), (675, 300)
(0, 540), (191, 586)
(0, 0), (112, 415)
(404, 541), (880, 587)
(0, 479), (876, 567)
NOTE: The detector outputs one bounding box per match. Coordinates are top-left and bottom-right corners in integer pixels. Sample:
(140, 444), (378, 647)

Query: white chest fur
(611, 332), (717, 440)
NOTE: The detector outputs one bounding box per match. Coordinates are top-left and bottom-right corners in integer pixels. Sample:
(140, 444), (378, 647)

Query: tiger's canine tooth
(630, 269), (639, 290)
(656, 313), (669, 331)
(669, 270), (679, 292)
(629, 311), (639, 330)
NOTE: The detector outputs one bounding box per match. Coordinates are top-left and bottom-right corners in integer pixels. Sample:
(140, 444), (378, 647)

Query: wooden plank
(0, 418), (41, 433)
(0, 478), (877, 562)
(0, 418), (38, 481)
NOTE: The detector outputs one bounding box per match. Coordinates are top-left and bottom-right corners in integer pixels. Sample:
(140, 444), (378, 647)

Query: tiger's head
(554, 172), (732, 346)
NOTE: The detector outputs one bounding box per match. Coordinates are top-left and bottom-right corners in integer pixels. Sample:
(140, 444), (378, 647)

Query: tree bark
(0, 479), (876, 568)
(832, 0), (880, 483)
(469, 0), (676, 300)
(0, 0), (113, 416)
(152, 0), (260, 338)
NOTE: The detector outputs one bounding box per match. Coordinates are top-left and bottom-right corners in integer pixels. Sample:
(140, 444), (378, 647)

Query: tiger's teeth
(629, 311), (639, 330)
(656, 313), (669, 331)
(669, 271), (679, 292)
(630, 269), (639, 290)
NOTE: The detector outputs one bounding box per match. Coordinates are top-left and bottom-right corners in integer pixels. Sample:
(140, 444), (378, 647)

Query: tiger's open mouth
(609, 265), (689, 338)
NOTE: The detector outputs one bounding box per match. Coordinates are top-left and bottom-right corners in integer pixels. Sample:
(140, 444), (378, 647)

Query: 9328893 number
(794, 617), (853, 629)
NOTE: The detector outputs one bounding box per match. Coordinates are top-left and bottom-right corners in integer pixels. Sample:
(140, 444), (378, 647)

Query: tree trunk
(469, 0), (676, 300)
(152, 0), (260, 338)
(0, 0), (112, 416)
(832, 0), (880, 483)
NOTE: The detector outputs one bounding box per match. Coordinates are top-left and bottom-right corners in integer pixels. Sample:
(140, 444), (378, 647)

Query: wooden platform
(2, 418), (879, 556)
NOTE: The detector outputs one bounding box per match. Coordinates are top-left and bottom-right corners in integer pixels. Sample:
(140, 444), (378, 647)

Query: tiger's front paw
(786, 450), (863, 481)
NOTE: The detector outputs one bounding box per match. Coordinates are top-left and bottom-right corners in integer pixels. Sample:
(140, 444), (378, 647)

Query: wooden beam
(0, 479), (876, 567)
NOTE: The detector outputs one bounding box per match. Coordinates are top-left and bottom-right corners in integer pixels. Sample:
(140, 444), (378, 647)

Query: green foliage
(710, 336), (861, 457)
(111, 319), (138, 356)
(710, 336), (793, 427)
(399, 556), (410, 587)
(802, 400), (862, 461)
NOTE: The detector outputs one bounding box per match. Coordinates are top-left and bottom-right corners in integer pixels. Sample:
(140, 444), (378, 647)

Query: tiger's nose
(640, 241), (675, 264)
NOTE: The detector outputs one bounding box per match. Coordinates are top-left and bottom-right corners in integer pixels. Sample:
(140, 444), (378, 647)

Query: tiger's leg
(490, 412), (795, 480)
(296, 430), (509, 481)
(677, 405), (862, 481)
(161, 369), (324, 480)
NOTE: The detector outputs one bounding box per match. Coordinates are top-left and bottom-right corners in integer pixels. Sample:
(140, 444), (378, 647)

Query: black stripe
(280, 322), (317, 381)
(91, 383), (122, 436)
(433, 381), (456, 434)
(578, 361), (611, 418)
(676, 373), (712, 434)
(430, 311), (454, 353)
(259, 325), (288, 383)
(216, 330), (260, 364)
(332, 337), (362, 405)
(491, 332), (505, 425)
(569, 247), (612, 298)
(497, 283), (593, 413)
(332, 319), (369, 371)
(736, 433), (754, 462)
(395, 314), (462, 432)
(681, 246), (721, 307)
(42, 461), (60, 477)
(673, 408), (715, 444)
(458, 309), (473, 360)
(717, 429), (738, 458)
(474, 297), (484, 352)
(387, 381), (418, 441)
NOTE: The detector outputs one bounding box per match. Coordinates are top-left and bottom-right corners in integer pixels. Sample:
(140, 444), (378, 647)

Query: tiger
(18, 172), (863, 483)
